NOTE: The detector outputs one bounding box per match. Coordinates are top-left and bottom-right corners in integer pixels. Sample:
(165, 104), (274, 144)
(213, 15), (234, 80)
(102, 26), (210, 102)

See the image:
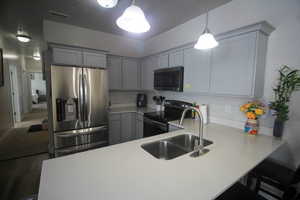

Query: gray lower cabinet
(183, 47), (211, 93)
(120, 113), (136, 142)
(122, 58), (139, 90)
(136, 114), (144, 139)
(109, 114), (121, 145)
(109, 112), (138, 144)
(107, 56), (122, 90)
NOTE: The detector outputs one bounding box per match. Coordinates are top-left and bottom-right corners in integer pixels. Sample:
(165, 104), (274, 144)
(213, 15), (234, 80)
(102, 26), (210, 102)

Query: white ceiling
(0, 0), (231, 58)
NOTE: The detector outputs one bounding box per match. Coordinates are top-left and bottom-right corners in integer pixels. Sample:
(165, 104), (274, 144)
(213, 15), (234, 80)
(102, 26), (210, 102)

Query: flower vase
(244, 119), (259, 135)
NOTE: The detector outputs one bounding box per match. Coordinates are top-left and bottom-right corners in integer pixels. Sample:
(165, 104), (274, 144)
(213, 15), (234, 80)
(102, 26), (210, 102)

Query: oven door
(143, 117), (168, 138)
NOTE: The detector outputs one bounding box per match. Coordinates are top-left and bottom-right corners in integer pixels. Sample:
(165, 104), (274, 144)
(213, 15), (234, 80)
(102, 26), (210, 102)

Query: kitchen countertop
(38, 120), (283, 200)
(109, 106), (156, 114)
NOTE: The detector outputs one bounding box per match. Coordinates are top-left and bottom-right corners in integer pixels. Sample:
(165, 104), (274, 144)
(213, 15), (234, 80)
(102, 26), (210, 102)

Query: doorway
(9, 64), (21, 124)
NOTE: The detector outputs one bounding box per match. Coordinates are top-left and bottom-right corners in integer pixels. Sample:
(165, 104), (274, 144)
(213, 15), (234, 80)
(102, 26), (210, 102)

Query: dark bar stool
(247, 158), (300, 199)
(216, 183), (267, 200)
(216, 183), (297, 200)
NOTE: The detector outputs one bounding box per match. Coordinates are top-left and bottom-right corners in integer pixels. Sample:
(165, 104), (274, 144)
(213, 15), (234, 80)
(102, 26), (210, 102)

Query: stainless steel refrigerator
(50, 65), (109, 156)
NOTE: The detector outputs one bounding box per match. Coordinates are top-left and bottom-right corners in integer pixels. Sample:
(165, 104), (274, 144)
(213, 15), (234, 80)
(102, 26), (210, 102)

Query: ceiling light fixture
(16, 26), (31, 43)
(194, 12), (218, 50)
(97, 0), (118, 8)
(116, 0), (150, 33)
(33, 50), (41, 61)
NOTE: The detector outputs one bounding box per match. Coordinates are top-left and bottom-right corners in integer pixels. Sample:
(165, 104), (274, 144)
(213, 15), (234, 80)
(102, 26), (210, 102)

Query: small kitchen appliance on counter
(136, 93), (147, 107)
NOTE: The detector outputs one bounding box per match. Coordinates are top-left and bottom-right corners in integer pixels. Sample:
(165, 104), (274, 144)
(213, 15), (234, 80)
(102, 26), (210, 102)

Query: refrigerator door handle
(83, 74), (88, 122)
(79, 73), (84, 122)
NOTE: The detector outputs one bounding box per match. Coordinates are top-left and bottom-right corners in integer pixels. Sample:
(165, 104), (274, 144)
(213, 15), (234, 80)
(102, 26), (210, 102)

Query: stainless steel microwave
(154, 66), (184, 92)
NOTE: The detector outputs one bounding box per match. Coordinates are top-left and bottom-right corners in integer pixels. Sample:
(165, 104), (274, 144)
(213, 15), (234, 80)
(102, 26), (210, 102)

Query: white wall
(31, 72), (46, 95)
(144, 0), (300, 168)
(44, 20), (144, 58)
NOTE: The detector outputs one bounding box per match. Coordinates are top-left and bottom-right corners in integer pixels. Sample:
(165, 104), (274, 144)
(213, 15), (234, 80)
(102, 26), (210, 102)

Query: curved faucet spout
(179, 106), (208, 156)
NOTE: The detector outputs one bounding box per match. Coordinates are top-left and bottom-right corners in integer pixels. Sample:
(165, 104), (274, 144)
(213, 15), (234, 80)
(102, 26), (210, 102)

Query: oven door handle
(143, 117), (167, 128)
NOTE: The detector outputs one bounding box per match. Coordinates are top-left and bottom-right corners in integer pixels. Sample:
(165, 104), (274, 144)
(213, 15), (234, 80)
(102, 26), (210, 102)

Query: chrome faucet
(179, 106), (209, 157)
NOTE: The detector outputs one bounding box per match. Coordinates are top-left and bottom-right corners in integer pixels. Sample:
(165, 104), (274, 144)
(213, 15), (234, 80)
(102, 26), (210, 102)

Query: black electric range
(143, 100), (192, 138)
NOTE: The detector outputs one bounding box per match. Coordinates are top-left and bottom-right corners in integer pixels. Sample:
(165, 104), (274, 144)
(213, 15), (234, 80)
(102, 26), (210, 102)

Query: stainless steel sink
(141, 141), (187, 160)
(141, 134), (213, 160)
(168, 134), (213, 152)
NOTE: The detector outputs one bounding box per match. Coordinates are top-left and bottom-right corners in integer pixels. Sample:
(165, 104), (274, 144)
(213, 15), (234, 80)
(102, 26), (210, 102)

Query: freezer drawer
(54, 126), (108, 149)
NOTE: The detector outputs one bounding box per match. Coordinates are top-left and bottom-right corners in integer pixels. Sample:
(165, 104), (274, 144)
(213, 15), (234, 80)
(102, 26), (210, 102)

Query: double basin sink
(141, 134), (213, 160)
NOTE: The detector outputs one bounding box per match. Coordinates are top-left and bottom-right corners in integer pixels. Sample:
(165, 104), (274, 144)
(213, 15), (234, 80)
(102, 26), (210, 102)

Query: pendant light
(33, 51), (41, 61)
(194, 12), (218, 50)
(116, 0), (150, 33)
(97, 0), (118, 8)
(16, 25), (31, 43)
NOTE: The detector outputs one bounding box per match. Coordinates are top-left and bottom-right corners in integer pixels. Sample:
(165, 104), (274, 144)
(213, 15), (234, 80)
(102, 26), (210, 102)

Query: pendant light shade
(194, 12), (218, 50)
(116, 1), (150, 33)
(16, 25), (31, 43)
(97, 0), (118, 8)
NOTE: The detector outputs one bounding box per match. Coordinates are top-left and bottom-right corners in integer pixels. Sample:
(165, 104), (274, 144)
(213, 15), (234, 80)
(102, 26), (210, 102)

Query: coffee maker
(136, 93), (147, 107)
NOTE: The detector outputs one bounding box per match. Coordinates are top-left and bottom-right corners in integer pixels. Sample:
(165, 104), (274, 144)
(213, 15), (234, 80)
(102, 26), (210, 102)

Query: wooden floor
(0, 153), (49, 200)
(0, 104), (49, 200)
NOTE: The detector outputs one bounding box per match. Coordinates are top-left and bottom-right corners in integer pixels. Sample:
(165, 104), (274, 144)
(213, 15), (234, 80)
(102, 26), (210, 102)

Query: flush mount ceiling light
(194, 12), (218, 50)
(97, 0), (118, 8)
(116, 0), (150, 33)
(16, 26), (31, 43)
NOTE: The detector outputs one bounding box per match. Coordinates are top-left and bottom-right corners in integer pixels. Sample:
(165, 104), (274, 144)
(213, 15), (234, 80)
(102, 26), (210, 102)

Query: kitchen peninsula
(38, 120), (283, 200)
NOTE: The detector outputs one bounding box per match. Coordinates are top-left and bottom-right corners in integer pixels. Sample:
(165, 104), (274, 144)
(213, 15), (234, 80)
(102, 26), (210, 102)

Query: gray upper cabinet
(51, 45), (107, 68)
(107, 56), (122, 90)
(158, 54), (169, 68)
(122, 58), (139, 90)
(184, 48), (211, 93)
(52, 47), (83, 66)
(169, 50), (184, 67)
(141, 56), (158, 90)
(210, 32), (256, 96)
(83, 51), (106, 68)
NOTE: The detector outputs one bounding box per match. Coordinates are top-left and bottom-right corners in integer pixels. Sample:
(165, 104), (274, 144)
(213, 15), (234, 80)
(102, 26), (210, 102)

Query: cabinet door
(121, 113), (136, 142)
(136, 114), (144, 139)
(210, 32), (256, 96)
(52, 47), (82, 66)
(107, 56), (122, 90)
(141, 56), (158, 90)
(122, 58), (139, 90)
(158, 54), (169, 68)
(183, 48), (211, 93)
(83, 51), (106, 68)
(169, 50), (184, 67)
(109, 114), (121, 145)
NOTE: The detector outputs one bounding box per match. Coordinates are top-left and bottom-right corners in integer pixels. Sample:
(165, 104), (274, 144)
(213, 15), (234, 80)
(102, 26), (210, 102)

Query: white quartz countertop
(109, 106), (155, 114)
(38, 120), (283, 200)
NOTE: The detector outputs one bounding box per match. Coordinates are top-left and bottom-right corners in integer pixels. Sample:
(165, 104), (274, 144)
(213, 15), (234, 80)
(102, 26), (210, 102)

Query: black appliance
(154, 66), (184, 92)
(143, 100), (192, 138)
(136, 93), (147, 107)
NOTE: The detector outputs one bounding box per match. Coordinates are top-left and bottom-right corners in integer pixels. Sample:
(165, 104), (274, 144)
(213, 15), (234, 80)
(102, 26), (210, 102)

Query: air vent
(49, 10), (69, 18)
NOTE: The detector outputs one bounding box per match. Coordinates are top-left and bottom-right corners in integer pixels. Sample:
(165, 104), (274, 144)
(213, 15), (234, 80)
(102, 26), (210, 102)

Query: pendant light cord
(132, 0), (136, 5)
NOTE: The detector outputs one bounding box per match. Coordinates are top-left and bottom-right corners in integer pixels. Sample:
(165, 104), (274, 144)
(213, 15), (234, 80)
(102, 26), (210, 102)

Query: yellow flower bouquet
(240, 101), (266, 135)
